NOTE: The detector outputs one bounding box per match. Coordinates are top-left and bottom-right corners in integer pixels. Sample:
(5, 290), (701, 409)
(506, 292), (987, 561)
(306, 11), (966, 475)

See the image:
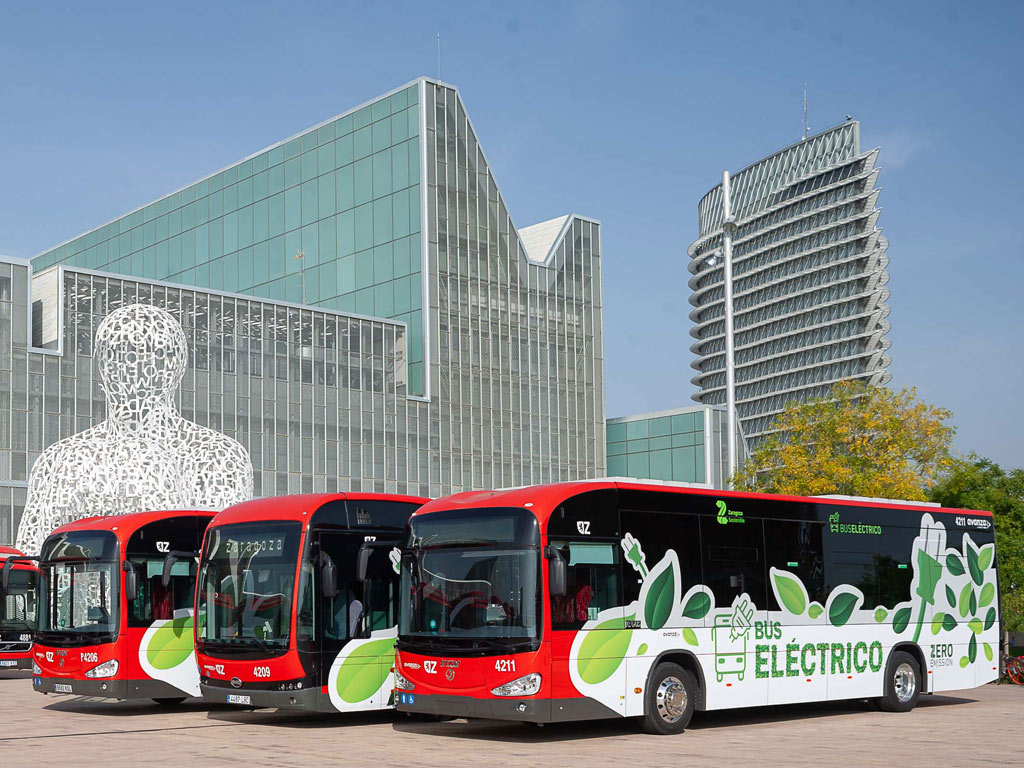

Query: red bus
(195, 492), (427, 712)
(394, 481), (999, 734)
(1, 547), (38, 670)
(32, 509), (214, 703)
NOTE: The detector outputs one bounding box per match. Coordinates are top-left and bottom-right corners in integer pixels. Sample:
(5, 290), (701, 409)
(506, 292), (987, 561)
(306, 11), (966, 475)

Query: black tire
(640, 663), (697, 735)
(876, 651), (921, 712)
(151, 697), (187, 706)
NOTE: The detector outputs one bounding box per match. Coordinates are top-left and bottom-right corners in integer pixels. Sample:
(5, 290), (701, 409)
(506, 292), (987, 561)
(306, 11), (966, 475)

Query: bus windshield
(197, 522), (302, 656)
(400, 507), (541, 649)
(1, 569), (38, 632)
(39, 532), (119, 643)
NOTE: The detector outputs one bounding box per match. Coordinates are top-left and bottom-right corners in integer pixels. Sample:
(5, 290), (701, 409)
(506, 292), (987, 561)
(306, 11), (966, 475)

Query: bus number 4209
(495, 659), (516, 673)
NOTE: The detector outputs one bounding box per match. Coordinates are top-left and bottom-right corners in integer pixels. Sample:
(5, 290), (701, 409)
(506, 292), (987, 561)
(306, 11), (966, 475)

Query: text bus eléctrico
(195, 492), (427, 712)
(394, 480), (999, 734)
(0, 546), (38, 670)
(32, 509), (215, 703)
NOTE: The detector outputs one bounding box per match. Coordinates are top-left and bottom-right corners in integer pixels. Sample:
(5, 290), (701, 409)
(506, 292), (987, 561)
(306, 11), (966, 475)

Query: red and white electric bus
(394, 481), (999, 734)
(195, 492), (427, 712)
(32, 509), (214, 703)
(1, 547), (38, 670)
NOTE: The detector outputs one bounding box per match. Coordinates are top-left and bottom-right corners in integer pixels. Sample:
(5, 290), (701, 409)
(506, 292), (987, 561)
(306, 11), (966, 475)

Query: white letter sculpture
(16, 304), (253, 554)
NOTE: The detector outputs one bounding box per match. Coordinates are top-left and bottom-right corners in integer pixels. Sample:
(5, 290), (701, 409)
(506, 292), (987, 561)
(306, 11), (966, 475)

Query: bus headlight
(85, 660), (119, 679)
(394, 668), (414, 691)
(33, 661), (42, 675)
(491, 673), (541, 697)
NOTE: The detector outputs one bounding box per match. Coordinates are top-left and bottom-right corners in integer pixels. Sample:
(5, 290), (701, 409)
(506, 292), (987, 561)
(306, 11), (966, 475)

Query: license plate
(227, 694), (251, 705)
(54, 683), (73, 693)
(0, 660), (18, 667)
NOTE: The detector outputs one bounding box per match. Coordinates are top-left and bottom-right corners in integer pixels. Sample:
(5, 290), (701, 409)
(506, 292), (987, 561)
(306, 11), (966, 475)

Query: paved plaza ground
(1, 671), (1021, 766)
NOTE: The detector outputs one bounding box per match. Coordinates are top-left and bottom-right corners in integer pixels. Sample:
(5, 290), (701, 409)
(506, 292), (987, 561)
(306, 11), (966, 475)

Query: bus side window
(875, 526), (917, 608)
(700, 516), (767, 610)
(550, 541), (620, 631)
(827, 550), (878, 608)
(764, 520), (826, 610)
(619, 510), (702, 623)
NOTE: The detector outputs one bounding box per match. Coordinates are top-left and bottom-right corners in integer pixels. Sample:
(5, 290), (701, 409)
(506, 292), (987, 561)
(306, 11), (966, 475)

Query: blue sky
(1, 1), (1021, 467)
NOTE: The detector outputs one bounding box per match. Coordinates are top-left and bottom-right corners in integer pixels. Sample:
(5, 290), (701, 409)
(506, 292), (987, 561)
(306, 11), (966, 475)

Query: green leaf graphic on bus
(643, 562), (675, 630)
(893, 606), (911, 633)
(966, 540), (984, 586)
(146, 617), (194, 670)
(980, 582), (995, 608)
(945, 585), (956, 610)
(577, 616), (633, 685)
(978, 544), (994, 572)
(826, 589), (861, 627)
(958, 583), (973, 618)
(808, 602), (823, 619)
(771, 570), (806, 616)
(942, 613), (956, 632)
(335, 638), (396, 703)
(945, 554), (964, 577)
(682, 591), (711, 620)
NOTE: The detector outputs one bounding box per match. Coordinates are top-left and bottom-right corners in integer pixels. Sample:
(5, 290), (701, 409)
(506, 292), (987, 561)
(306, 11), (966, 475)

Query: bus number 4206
(495, 659), (516, 673)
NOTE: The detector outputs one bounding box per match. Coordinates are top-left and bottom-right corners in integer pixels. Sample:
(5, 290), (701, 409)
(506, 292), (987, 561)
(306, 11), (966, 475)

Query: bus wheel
(641, 663), (696, 735)
(877, 651), (921, 713)
(152, 697), (187, 706)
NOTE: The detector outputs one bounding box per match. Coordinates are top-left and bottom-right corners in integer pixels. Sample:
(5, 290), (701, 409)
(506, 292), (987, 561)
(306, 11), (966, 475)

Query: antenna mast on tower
(802, 84), (809, 140)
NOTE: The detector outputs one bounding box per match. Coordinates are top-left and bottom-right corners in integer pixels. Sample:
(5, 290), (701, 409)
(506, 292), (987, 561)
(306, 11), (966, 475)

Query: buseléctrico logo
(829, 511), (881, 536)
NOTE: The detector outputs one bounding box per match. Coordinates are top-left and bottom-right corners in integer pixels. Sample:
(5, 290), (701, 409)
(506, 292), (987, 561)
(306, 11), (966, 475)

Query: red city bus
(32, 509), (214, 703)
(1, 547), (38, 670)
(195, 493), (427, 713)
(395, 481), (999, 734)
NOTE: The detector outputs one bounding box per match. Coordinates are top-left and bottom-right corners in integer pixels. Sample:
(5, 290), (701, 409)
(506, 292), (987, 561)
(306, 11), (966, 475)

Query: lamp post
(720, 171), (739, 486)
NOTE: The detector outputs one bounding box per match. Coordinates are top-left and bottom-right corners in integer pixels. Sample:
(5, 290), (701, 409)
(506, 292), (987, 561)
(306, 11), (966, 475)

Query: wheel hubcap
(894, 662), (916, 703)
(655, 676), (687, 723)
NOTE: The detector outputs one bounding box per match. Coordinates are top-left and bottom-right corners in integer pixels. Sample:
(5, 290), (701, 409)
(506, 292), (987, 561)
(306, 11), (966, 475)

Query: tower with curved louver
(687, 120), (892, 448)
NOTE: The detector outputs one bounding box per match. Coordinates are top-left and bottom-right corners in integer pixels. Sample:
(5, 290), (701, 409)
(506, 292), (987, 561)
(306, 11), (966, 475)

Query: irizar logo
(156, 541), (170, 553)
(577, 521), (591, 535)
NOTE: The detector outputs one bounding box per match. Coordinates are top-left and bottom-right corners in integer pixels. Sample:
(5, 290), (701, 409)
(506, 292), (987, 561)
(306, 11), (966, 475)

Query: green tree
(733, 380), (955, 500)
(929, 456), (1024, 633)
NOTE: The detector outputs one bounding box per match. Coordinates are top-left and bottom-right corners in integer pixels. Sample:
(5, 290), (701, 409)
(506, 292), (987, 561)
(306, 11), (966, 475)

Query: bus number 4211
(495, 659), (516, 673)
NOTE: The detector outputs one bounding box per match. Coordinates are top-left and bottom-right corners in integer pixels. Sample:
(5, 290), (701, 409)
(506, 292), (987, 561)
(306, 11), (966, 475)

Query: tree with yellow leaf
(732, 380), (955, 501)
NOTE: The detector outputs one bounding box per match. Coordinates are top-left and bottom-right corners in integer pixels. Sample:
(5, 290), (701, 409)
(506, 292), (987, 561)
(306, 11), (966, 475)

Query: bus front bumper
(397, 691), (551, 722)
(201, 682), (320, 711)
(0, 657), (33, 670)
(32, 676), (183, 700)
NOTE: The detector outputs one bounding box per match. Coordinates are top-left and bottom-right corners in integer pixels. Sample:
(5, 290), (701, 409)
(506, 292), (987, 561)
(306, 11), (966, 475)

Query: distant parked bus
(195, 493), (427, 712)
(32, 509), (214, 703)
(395, 481), (999, 734)
(0, 547), (38, 670)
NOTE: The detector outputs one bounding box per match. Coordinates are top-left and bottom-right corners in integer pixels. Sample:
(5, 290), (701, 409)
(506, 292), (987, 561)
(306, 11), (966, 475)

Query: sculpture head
(95, 304), (187, 416)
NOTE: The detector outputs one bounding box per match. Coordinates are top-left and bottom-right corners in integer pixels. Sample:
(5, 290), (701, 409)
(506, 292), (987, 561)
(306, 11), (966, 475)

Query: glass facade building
(1, 78), (604, 544)
(605, 406), (737, 489)
(687, 121), (892, 446)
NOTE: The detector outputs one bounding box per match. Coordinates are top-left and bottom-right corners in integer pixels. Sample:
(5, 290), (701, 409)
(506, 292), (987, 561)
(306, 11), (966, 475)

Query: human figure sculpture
(16, 304), (253, 554)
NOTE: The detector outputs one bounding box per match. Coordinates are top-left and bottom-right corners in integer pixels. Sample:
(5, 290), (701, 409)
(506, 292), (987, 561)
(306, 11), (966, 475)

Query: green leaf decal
(969, 589), (978, 615)
(968, 634), (977, 663)
(916, 549), (942, 605)
(146, 617), (194, 670)
(893, 607), (912, 634)
(335, 638), (396, 703)
(874, 607), (888, 623)
(945, 585), (956, 609)
(577, 616), (633, 685)
(980, 582), (995, 608)
(984, 607), (996, 631)
(682, 591), (711, 620)
(984, 643), (994, 662)
(931, 613), (945, 635)
(682, 628), (698, 647)
(808, 603), (823, 619)
(942, 613), (957, 632)
(967, 541), (984, 586)
(636, 643), (648, 656)
(968, 618), (983, 635)
(979, 544), (994, 572)
(644, 565), (675, 630)
(959, 656), (969, 668)
(945, 554), (964, 577)
(772, 571), (806, 615)
(828, 590), (860, 627)
(959, 583), (973, 618)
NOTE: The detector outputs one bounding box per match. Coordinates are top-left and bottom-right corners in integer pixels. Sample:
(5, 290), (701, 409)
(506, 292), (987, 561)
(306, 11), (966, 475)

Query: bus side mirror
(546, 546), (567, 596)
(161, 551), (200, 588)
(123, 561), (139, 602)
(356, 544), (371, 583)
(321, 553), (338, 599)
(1, 559), (13, 591)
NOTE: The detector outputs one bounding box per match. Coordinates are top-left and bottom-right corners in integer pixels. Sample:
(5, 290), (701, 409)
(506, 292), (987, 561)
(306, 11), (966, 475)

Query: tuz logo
(156, 541), (170, 553)
(423, 660), (437, 675)
(45, 651), (54, 663)
(577, 521), (591, 535)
